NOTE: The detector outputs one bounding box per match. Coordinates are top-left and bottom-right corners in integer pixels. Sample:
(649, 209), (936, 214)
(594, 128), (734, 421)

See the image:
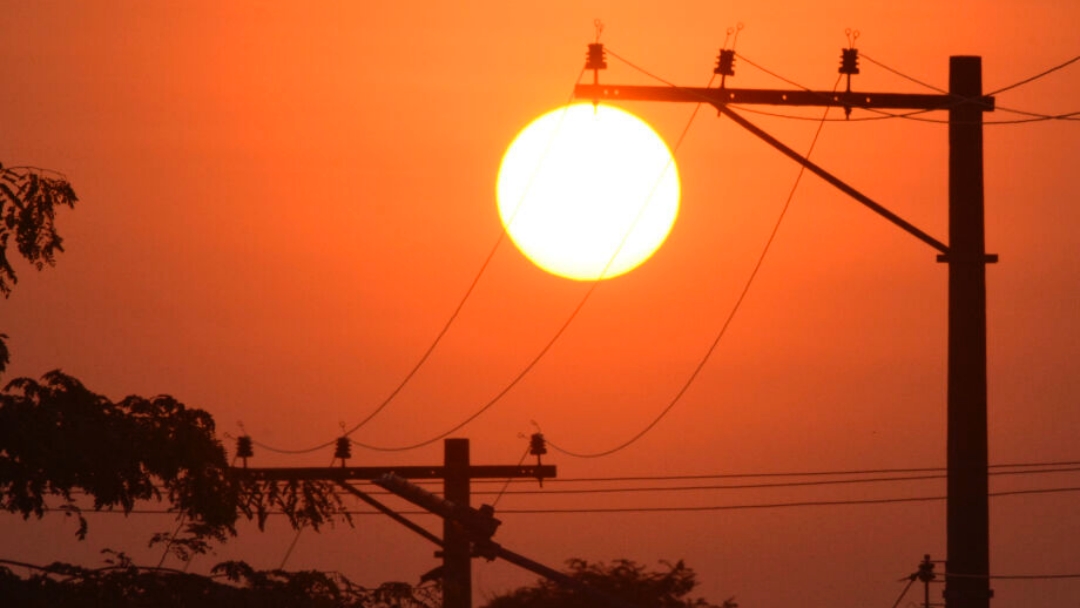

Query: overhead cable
(549, 49), (840, 458)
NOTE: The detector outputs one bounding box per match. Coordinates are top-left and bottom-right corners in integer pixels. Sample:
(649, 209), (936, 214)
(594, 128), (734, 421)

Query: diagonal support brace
(715, 104), (950, 255)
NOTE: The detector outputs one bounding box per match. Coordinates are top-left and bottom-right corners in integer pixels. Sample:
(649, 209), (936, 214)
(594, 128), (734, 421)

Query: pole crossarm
(574, 84), (995, 112)
(232, 464), (555, 482)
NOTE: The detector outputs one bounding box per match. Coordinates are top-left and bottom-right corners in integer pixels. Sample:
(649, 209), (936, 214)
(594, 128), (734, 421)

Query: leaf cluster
(0, 553), (441, 608)
(482, 559), (737, 608)
(0, 164), (78, 297)
(0, 370), (238, 542)
(0, 370), (351, 556)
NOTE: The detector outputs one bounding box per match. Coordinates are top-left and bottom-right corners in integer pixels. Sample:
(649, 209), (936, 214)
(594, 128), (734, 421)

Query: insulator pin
(236, 435), (254, 460)
(714, 49), (736, 77)
(334, 437), (352, 463)
(529, 433), (547, 457)
(839, 48), (860, 75)
(585, 43), (607, 71)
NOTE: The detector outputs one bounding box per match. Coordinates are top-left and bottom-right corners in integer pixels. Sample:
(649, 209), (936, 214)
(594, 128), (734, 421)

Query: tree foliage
(0, 370), (351, 556)
(0, 163), (78, 376)
(482, 559), (737, 608)
(0, 164), (78, 298)
(0, 552), (440, 608)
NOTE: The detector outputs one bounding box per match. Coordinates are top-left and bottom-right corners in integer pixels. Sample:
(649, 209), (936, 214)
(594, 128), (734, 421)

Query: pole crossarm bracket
(574, 84), (995, 112)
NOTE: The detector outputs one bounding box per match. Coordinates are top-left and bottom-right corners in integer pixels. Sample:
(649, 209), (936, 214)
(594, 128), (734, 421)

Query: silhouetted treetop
(0, 370), (351, 556)
(0, 552), (440, 608)
(482, 559), (737, 608)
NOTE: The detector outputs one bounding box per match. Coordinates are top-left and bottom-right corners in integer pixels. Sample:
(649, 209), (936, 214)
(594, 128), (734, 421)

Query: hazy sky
(2, 2), (1079, 607)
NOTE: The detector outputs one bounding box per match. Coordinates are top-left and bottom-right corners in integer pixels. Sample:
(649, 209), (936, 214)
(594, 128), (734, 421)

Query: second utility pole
(236, 437), (555, 608)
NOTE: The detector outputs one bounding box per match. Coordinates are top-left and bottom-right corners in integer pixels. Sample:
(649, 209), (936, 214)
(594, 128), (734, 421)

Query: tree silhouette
(482, 559), (737, 608)
(0, 163), (78, 376)
(0, 552), (441, 608)
(0, 370), (351, 556)
(0, 164), (77, 299)
(0, 161), (349, 555)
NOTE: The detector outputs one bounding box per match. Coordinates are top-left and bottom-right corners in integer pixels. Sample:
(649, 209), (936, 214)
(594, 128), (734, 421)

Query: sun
(496, 103), (680, 281)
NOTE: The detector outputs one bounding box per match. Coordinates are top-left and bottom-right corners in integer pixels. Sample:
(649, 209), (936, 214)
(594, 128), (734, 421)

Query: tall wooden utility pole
(237, 438), (555, 608)
(944, 56), (992, 608)
(574, 49), (995, 608)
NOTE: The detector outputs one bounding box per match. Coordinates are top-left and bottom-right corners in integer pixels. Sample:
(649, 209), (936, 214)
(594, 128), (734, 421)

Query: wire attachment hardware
(235, 435), (254, 467)
(334, 436), (352, 467)
(715, 49), (736, 78)
(838, 32), (861, 118)
(529, 432), (548, 486)
(839, 48), (861, 76)
(586, 43), (607, 76)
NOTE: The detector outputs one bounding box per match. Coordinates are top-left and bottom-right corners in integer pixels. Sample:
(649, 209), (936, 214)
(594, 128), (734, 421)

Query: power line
(891, 576), (917, 608)
(250, 70), (589, 456)
(528, 459), (1080, 483)
(859, 51), (947, 94)
(947, 572), (1080, 581)
(736, 51), (1078, 125)
(214, 464), (1073, 498)
(549, 50), (840, 458)
(258, 55), (710, 455)
(57, 459), (1080, 495)
(860, 51), (1080, 123)
(490, 443), (532, 508)
(244, 45), (1078, 458)
(988, 53), (1080, 95)
(469, 465), (1080, 496)
(346, 69), (711, 454)
(483, 485), (1080, 513)
(31, 483), (1080, 516)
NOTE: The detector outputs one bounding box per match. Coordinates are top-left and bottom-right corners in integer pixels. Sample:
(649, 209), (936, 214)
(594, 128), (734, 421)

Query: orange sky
(3, 1), (1080, 606)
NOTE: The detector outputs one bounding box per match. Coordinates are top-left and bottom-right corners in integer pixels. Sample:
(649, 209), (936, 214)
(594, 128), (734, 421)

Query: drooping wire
(465, 465), (1080, 496)
(155, 513), (187, 569)
(29, 481), (1080, 518)
(861, 51), (1080, 122)
(890, 577), (917, 608)
(65, 458), (1080, 494)
(734, 52), (948, 123)
(548, 53), (843, 458)
(946, 572), (1080, 581)
(736, 51), (1078, 124)
(987, 53), (1080, 96)
(279, 528), (304, 569)
(859, 51), (947, 94)
(28, 483), (1080, 516)
(248, 68), (589, 456)
(481, 485), (1080, 513)
(279, 452), (338, 569)
(157, 453), (242, 568)
(490, 442), (532, 509)
(343, 69), (714, 453)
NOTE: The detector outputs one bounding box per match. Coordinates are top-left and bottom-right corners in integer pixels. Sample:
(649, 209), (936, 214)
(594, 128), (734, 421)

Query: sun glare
(497, 103), (680, 281)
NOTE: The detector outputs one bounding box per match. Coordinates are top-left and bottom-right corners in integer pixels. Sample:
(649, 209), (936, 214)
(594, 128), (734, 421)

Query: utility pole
(236, 437), (555, 608)
(573, 46), (994, 608)
(443, 438), (474, 608)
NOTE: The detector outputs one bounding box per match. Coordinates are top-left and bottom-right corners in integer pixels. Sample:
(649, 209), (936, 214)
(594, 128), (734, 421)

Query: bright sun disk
(496, 103), (680, 281)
